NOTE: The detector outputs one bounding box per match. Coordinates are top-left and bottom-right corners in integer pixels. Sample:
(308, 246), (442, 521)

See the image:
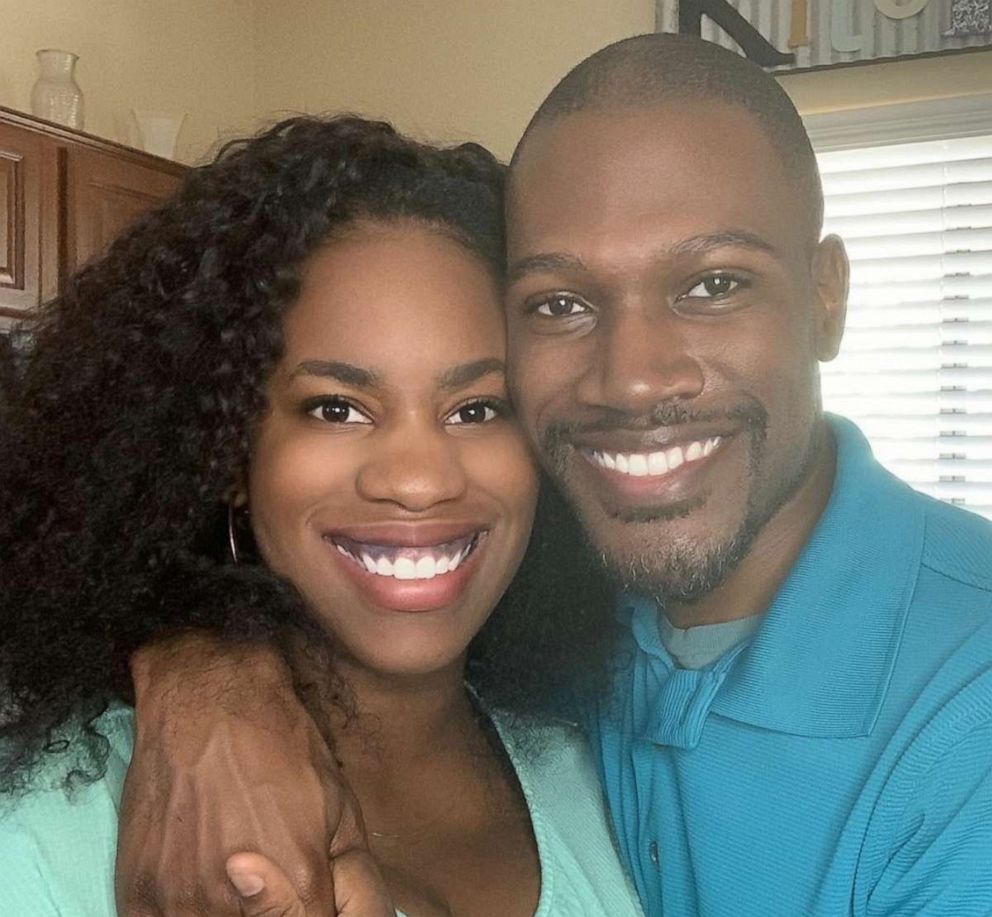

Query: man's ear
(810, 234), (849, 362)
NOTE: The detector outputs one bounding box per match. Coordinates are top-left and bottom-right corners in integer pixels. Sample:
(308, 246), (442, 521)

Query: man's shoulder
(918, 494), (992, 594)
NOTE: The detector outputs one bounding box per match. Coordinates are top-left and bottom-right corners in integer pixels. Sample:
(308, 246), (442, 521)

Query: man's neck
(665, 425), (838, 630)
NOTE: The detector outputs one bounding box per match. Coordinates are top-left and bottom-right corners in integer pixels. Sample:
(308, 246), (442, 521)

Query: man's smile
(584, 436), (722, 478)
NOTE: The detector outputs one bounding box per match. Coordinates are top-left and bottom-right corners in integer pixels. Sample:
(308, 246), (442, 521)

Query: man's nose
(576, 307), (705, 415)
(356, 424), (468, 512)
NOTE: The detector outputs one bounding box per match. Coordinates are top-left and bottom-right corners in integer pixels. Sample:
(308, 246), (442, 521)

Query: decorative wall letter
(831, 0), (862, 50)
(874, 0), (930, 19)
(678, 0), (796, 65)
(945, 0), (992, 35)
(788, 0), (810, 47)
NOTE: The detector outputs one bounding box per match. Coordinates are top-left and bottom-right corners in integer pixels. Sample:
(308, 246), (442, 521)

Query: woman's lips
(324, 529), (488, 613)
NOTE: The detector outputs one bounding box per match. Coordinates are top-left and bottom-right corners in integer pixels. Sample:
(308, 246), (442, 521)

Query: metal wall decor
(656, 0), (992, 72)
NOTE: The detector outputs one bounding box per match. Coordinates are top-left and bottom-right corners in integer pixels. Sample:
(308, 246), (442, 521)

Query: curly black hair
(0, 115), (619, 794)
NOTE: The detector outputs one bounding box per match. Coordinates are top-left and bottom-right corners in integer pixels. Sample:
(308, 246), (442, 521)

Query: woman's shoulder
(0, 703), (134, 916)
(491, 713), (645, 916)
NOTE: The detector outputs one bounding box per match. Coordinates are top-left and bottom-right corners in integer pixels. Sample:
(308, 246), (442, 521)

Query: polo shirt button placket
(648, 840), (659, 866)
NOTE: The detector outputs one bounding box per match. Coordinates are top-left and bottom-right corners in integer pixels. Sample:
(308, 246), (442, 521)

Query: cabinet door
(66, 146), (183, 273)
(0, 123), (52, 316)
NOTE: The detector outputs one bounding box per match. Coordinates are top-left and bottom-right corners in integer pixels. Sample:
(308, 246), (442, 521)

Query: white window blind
(818, 132), (992, 520)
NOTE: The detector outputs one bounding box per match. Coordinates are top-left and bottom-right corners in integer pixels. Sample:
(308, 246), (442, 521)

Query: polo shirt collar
(627, 415), (925, 740)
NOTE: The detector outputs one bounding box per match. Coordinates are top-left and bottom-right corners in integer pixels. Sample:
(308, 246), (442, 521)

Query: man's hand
(226, 851), (392, 917)
(115, 632), (391, 916)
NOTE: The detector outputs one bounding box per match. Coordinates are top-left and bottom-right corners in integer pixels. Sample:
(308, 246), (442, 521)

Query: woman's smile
(324, 523), (490, 613)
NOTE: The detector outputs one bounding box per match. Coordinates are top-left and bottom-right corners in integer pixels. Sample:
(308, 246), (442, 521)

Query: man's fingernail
(227, 870), (265, 897)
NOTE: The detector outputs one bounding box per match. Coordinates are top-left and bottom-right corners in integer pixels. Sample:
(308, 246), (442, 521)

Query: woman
(0, 116), (639, 916)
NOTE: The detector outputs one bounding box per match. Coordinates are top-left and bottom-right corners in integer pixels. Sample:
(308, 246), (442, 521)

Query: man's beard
(539, 397), (812, 606)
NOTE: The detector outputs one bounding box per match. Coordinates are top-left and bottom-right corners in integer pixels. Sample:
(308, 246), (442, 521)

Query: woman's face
(247, 220), (538, 679)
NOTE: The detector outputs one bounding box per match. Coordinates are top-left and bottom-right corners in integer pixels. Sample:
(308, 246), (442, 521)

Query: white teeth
(589, 437), (721, 478)
(628, 454), (649, 477)
(648, 450), (668, 475)
(333, 535), (479, 581)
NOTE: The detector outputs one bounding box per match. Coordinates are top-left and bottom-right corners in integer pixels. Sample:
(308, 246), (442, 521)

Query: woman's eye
(307, 398), (371, 424)
(534, 295), (589, 317)
(683, 274), (744, 299)
(446, 400), (502, 426)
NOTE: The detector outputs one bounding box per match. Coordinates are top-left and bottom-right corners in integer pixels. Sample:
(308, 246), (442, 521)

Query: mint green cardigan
(1, 704), (643, 916)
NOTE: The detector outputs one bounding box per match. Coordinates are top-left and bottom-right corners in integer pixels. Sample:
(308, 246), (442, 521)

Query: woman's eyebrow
(436, 358), (506, 391)
(293, 360), (381, 389)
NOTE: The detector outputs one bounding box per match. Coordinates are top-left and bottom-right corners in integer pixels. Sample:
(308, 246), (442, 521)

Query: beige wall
(0, 0), (257, 163)
(251, 2), (991, 159)
(779, 49), (992, 114)
(252, 0), (654, 161)
(1, 2), (989, 165)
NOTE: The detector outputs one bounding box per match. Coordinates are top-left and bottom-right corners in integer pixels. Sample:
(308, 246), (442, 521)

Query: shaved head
(511, 33), (823, 244)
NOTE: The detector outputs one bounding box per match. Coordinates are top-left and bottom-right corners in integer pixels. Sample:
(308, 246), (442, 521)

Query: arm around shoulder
(116, 630), (377, 916)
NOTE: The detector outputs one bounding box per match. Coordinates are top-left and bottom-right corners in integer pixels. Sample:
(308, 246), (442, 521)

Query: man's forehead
(510, 101), (772, 202)
(507, 102), (786, 236)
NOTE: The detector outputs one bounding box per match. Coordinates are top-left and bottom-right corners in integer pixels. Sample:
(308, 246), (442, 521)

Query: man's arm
(115, 632), (391, 917)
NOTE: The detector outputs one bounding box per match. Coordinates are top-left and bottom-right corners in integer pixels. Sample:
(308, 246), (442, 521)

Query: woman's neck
(338, 661), (480, 765)
(284, 628), (482, 767)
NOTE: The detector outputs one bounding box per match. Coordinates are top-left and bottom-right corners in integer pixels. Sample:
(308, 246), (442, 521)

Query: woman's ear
(226, 480), (249, 509)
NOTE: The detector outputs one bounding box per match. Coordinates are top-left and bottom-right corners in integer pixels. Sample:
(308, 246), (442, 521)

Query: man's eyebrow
(507, 253), (587, 285)
(293, 360), (380, 388)
(507, 231), (777, 285)
(669, 230), (777, 257)
(437, 358), (505, 391)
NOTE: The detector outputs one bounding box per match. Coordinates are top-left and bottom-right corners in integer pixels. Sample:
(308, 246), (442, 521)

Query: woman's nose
(355, 424), (468, 511)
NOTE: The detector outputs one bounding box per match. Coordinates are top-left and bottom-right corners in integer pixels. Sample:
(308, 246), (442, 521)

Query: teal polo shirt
(589, 416), (992, 916)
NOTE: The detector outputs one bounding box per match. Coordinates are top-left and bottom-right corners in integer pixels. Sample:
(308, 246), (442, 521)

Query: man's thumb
(226, 852), (308, 917)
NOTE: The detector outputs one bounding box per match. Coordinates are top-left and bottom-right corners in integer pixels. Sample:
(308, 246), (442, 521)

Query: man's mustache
(540, 399), (769, 458)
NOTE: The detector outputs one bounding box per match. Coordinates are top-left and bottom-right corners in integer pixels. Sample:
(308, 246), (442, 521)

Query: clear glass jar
(30, 49), (84, 130)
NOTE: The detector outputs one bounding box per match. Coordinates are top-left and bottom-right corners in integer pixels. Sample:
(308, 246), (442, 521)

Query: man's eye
(534, 295), (589, 317)
(446, 400), (503, 426)
(307, 398), (372, 424)
(683, 274), (745, 299)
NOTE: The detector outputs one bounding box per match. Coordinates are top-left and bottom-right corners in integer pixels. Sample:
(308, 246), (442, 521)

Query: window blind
(818, 133), (992, 520)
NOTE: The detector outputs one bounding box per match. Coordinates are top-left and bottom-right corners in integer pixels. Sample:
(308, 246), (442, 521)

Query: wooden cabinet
(0, 107), (186, 322)
(0, 121), (53, 315)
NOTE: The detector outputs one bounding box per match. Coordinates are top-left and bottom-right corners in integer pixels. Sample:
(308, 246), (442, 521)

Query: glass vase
(30, 49), (84, 130)
(131, 110), (186, 159)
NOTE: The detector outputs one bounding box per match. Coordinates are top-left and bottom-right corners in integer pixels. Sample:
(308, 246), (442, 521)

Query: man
(117, 34), (992, 916)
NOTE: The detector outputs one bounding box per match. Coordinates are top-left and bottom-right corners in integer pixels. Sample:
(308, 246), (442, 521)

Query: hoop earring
(227, 502), (241, 564)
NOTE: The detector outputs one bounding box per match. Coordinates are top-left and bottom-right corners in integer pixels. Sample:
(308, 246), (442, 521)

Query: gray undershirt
(658, 614), (761, 670)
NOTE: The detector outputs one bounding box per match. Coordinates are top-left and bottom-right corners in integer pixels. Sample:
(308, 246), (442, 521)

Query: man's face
(505, 101), (846, 603)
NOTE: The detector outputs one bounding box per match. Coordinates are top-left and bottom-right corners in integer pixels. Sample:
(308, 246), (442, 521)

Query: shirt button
(648, 841), (659, 865)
